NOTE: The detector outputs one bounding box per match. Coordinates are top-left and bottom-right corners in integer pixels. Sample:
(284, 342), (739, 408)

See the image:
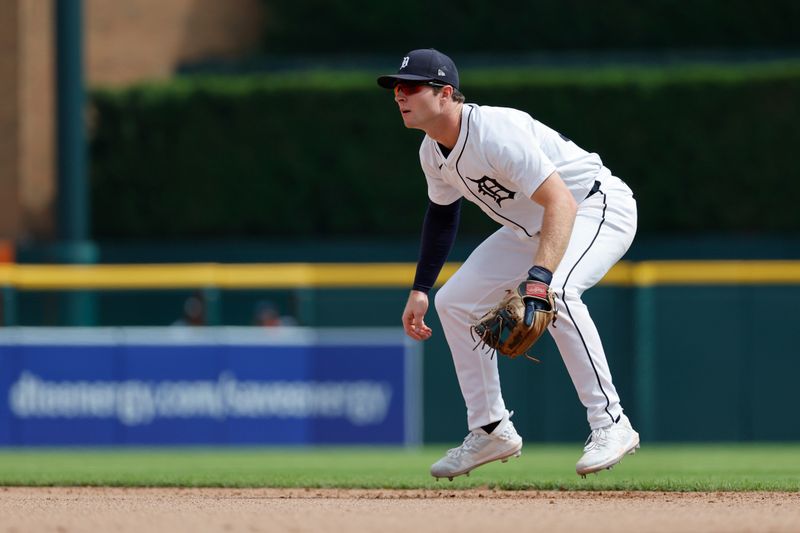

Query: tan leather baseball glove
(471, 280), (557, 361)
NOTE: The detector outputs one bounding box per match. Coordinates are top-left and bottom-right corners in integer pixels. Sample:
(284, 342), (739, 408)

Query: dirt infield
(1, 487), (798, 533)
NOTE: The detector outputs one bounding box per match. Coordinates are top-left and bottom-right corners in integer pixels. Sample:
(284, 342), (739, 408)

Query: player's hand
(523, 265), (555, 327)
(402, 290), (433, 341)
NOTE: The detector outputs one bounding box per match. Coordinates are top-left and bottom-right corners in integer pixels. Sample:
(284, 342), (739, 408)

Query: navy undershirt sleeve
(412, 199), (462, 293)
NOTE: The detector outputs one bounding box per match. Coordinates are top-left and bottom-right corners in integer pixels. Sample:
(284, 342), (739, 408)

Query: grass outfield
(0, 444), (798, 491)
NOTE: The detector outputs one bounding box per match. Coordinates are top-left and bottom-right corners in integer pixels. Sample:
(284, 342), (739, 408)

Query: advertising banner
(0, 328), (421, 446)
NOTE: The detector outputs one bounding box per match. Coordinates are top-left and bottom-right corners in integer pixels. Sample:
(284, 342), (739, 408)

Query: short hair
(433, 85), (465, 103)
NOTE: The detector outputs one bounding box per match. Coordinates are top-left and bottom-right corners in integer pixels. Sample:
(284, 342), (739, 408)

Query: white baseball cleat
(576, 414), (640, 477)
(430, 411), (523, 481)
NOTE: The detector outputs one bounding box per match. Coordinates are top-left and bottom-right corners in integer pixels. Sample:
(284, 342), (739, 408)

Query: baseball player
(377, 49), (640, 479)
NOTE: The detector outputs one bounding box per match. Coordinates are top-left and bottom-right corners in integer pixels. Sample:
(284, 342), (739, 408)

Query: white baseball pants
(434, 175), (637, 431)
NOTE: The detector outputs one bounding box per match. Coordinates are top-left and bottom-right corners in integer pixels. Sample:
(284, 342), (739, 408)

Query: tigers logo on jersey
(467, 176), (516, 206)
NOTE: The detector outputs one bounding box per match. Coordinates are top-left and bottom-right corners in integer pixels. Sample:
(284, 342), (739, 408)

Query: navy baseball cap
(377, 49), (459, 90)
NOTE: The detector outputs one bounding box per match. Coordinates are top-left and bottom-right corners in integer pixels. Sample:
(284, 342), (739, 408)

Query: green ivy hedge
(90, 61), (800, 239)
(261, 0), (800, 54)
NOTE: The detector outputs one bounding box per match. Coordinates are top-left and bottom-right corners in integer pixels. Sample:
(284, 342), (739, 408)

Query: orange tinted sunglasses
(394, 81), (447, 97)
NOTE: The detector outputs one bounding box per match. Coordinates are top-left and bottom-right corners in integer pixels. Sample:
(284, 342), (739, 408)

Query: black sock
(481, 420), (501, 434)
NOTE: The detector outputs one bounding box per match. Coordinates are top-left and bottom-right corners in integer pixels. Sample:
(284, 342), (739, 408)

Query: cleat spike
(501, 459), (508, 463)
(448, 477), (453, 482)
(465, 472), (470, 477)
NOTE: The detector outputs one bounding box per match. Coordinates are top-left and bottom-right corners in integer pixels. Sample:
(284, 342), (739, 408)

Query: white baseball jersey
(420, 103), (612, 239)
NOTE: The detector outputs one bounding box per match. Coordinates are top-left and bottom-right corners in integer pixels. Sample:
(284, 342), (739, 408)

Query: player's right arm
(403, 290), (432, 341)
(402, 198), (462, 340)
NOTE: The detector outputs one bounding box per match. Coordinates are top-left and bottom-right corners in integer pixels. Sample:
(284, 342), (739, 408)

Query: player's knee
(433, 281), (461, 316)
(554, 286), (582, 306)
(433, 285), (451, 315)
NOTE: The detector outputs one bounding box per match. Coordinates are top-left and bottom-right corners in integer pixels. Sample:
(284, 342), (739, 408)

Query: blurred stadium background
(1, 0), (799, 450)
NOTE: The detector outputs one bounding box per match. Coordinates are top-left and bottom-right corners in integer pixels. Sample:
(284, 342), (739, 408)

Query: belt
(584, 180), (601, 200)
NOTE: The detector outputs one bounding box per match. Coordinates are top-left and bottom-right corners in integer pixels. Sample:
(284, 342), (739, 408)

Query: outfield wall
(0, 327), (421, 446)
(1, 261), (799, 444)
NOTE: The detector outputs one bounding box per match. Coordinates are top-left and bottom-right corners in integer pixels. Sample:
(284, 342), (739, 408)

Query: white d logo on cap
(400, 57), (410, 69)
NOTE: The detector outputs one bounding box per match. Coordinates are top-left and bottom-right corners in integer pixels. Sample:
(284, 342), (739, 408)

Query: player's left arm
(530, 171), (577, 273)
(514, 171), (577, 327)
